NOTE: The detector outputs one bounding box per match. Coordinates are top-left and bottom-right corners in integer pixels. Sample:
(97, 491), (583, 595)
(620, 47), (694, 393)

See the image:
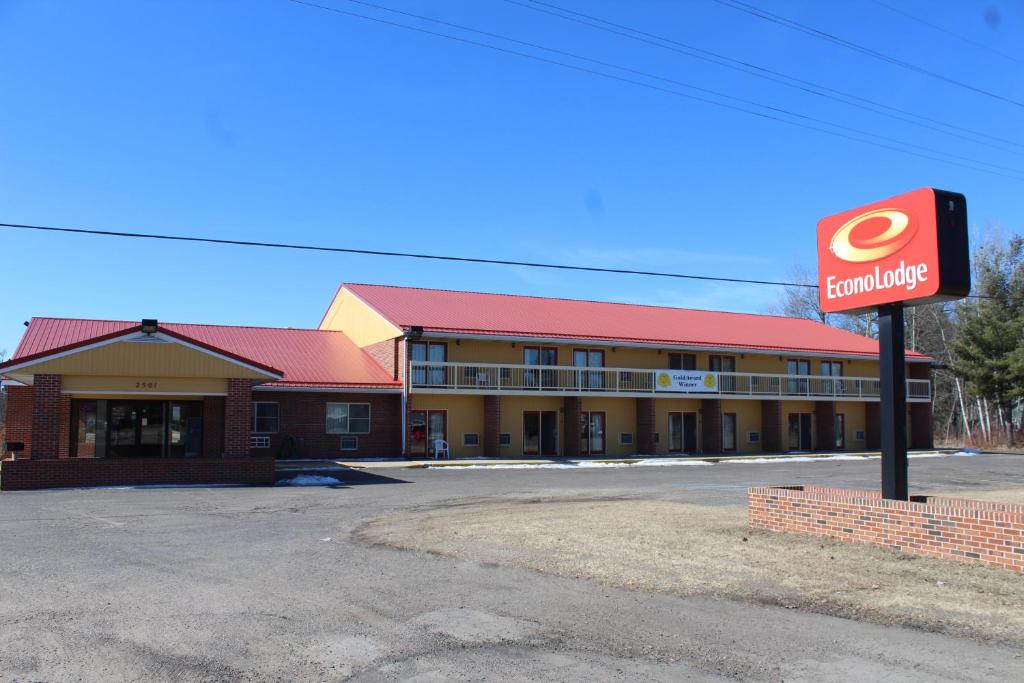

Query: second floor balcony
(409, 361), (931, 402)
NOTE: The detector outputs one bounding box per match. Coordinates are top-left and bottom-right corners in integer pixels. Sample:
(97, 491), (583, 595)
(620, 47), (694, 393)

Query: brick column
(865, 402), (881, 450)
(483, 395), (502, 457)
(908, 364), (934, 449)
(815, 401), (836, 451)
(564, 397), (581, 456)
(203, 397), (225, 457)
(224, 379), (252, 457)
(635, 397), (656, 454)
(30, 374), (63, 459)
(761, 400), (782, 452)
(701, 399), (722, 454)
(4, 386), (35, 458)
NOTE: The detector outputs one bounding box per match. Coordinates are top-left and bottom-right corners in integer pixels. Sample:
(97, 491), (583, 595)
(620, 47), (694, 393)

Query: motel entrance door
(668, 411), (698, 453)
(523, 411), (558, 456)
(579, 411), (606, 456)
(71, 399), (204, 458)
(788, 413), (813, 451)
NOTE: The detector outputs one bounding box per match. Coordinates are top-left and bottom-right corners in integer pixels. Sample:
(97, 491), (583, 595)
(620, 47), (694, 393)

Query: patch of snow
(724, 454), (868, 464)
(277, 475), (343, 486)
(434, 459), (714, 470)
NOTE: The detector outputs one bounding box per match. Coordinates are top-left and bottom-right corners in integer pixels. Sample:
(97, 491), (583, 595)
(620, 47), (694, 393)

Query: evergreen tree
(952, 236), (1024, 447)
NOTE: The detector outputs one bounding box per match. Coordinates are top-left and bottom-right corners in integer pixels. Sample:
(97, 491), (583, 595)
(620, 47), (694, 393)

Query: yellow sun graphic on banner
(703, 374), (717, 388)
(657, 372), (672, 388)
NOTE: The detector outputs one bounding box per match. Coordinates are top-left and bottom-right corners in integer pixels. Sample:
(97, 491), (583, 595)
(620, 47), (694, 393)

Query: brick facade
(251, 390), (402, 458)
(3, 386), (33, 457)
(635, 397), (656, 455)
(30, 374), (62, 459)
(483, 395), (501, 457)
(814, 401), (835, 452)
(749, 485), (1024, 574)
(364, 338), (401, 381)
(223, 378), (252, 457)
(0, 457), (275, 491)
(563, 396), (581, 456)
(865, 402), (881, 450)
(203, 396), (225, 456)
(701, 399), (722, 454)
(760, 400), (782, 452)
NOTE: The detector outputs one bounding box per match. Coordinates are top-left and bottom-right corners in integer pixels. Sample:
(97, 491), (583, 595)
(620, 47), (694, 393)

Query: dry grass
(358, 495), (1024, 647)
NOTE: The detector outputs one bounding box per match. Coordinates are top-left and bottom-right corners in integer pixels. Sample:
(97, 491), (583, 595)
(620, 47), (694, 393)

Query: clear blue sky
(1, 0), (1022, 355)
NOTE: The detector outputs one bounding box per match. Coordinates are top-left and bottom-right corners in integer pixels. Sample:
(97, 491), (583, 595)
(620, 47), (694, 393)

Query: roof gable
(5, 318), (400, 388)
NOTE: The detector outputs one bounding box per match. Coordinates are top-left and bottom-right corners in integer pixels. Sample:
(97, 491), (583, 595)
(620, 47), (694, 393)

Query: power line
(708, 0), (1024, 109)
(339, 0), (1022, 175)
(0, 221), (1013, 302)
(867, 0), (1023, 66)
(504, 0), (1024, 153)
(281, 0), (1024, 180)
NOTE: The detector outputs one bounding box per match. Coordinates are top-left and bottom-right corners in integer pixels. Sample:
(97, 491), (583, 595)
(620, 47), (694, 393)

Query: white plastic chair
(433, 439), (451, 460)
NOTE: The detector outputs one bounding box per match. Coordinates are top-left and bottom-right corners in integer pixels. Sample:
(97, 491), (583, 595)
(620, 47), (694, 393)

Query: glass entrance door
(409, 410), (447, 457)
(524, 411), (558, 456)
(579, 411), (606, 455)
(668, 412), (698, 453)
(75, 399), (203, 458)
(108, 401), (166, 457)
(788, 413), (813, 451)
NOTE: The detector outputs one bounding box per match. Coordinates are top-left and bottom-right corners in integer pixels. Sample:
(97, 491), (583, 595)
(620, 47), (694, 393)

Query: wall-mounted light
(403, 326), (423, 341)
(141, 319), (158, 334)
(455, 339), (460, 346)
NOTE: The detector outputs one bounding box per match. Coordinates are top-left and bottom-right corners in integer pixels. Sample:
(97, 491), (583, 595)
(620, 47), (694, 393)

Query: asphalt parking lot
(1, 453), (1022, 682)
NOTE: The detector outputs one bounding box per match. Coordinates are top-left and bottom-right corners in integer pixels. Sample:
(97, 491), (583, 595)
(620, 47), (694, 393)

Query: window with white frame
(252, 402), (279, 434)
(499, 433), (512, 447)
(326, 403), (371, 434)
(463, 433), (480, 447)
(748, 431), (761, 444)
(619, 432), (634, 445)
(250, 435), (271, 449)
(340, 436), (359, 451)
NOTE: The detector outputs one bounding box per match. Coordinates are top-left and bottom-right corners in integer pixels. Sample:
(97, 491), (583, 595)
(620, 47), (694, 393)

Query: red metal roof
(345, 283), (930, 360)
(7, 318), (400, 388)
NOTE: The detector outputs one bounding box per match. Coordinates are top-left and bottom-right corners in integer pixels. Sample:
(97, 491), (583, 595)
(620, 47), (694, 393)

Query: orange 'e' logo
(829, 209), (916, 263)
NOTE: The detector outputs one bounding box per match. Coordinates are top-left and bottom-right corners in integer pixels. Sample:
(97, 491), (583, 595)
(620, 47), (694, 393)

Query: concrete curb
(276, 449), (967, 470)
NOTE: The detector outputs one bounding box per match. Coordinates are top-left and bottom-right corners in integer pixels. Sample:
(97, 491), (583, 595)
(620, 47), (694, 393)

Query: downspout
(401, 327), (424, 458)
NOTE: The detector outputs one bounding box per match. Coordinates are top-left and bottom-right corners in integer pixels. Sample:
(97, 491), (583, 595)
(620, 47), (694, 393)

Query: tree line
(771, 233), (1024, 448)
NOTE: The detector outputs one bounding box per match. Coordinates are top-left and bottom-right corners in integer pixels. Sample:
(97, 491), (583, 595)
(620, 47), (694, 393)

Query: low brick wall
(749, 485), (1024, 574)
(0, 457), (276, 491)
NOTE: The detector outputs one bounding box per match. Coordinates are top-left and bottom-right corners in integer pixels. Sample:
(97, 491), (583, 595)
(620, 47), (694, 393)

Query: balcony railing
(409, 361), (931, 401)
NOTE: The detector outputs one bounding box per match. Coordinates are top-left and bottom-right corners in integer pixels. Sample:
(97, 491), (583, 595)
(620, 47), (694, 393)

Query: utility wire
(708, 0), (1024, 109)
(505, 0), (1024, 153)
(282, 0), (1024, 180)
(0, 221), (1014, 302)
(339, 0), (1021, 175)
(867, 0), (1023, 66)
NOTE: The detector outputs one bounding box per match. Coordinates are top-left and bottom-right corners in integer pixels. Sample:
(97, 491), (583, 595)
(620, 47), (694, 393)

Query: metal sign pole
(878, 302), (908, 500)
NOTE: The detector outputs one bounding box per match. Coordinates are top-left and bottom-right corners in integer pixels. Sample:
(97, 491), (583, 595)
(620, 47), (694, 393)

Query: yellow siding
(19, 341), (270, 379)
(498, 395), (565, 456)
(319, 287), (403, 347)
(62, 376), (228, 395)
(580, 397), (637, 457)
(837, 402), (866, 450)
(721, 400), (763, 453)
(653, 398), (703, 454)
(410, 394), (484, 458)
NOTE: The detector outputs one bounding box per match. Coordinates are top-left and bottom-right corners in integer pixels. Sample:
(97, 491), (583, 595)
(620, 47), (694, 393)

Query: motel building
(0, 284), (933, 490)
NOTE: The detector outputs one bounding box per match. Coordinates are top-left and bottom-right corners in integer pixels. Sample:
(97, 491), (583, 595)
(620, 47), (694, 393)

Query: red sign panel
(817, 187), (970, 314)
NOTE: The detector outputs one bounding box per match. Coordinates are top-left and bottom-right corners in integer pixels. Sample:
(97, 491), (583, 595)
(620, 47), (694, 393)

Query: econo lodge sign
(817, 187), (971, 314)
